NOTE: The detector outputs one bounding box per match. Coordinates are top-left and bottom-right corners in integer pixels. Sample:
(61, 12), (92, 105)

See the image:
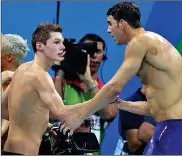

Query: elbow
(107, 82), (122, 96)
(99, 107), (117, 120)
(50, 105), (66, 120)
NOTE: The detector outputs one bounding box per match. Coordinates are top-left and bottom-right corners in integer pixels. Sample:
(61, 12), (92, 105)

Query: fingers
(59, 122), (74, 136)
(60, 122), (67, 133)
(48, 123), (53, 128)
(112, 101), (122, 110)
(113, 103), (119, 109)
(47, 123), (53, 131)
(87, 54), (90, 67)
(63, 126), (70, 135)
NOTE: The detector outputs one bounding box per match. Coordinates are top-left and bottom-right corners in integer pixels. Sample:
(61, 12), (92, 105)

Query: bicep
(39, 90), (63, 111)
(54, 76), (64, 98)
(113, 58), (143, 84)
(36, 75), (65, 117)
(109, 40), (147, 88)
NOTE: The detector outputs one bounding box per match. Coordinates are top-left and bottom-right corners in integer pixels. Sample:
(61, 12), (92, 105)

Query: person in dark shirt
(119, 87), (155, 155)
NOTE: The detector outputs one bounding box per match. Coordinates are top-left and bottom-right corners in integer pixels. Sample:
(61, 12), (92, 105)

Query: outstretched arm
(114, 99), (151, 115)
(80, 36), (148, 118)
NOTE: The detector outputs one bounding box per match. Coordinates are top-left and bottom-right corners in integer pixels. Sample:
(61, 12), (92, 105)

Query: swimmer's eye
(54, 41), (60, 44)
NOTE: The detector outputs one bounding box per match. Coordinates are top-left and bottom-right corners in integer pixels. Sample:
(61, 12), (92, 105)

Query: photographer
(53, 33), (117, 155)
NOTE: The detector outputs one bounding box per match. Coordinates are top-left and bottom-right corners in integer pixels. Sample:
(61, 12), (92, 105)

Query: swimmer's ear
(6, 54), (15, 63)
(36, 42), (44, 52)
(118, 19), (125, 28)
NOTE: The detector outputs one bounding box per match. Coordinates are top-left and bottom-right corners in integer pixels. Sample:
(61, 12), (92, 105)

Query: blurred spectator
(1, 34), (29, 149)
(1, 33), (6, 51)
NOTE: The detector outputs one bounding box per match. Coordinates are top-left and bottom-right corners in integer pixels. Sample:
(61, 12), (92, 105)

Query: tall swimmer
(59, 2), (182, 155)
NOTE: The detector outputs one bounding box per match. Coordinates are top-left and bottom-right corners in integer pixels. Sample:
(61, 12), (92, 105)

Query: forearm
(81, 82), (120, 118)
(89, 86), (100, 97)
(116, 100), (151, 115)
(49, 107), (65, 121)
(87, 83), (117, 120)
(54, 70), (64, 97)
(82, 79), (100, 97)
(54, 76), (64, 98)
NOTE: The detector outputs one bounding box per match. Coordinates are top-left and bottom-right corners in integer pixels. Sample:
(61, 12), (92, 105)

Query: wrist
(85, 80), (98, 91)
(109, 96), (120, 104)
(55, 75), (63, 81)
(83, 78), (94, 84)
(57, 70), (64, 79)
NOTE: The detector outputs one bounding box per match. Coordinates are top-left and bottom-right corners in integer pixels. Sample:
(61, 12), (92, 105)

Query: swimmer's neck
(33, 53), (53, 71)
(125, 27), (145, 44)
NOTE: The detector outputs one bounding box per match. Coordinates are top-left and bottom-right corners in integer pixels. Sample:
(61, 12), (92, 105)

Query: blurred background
(2, 1), (182, 154)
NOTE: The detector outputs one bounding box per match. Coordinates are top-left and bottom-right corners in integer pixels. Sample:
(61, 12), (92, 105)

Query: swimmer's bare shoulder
(14, 61), (33, 74)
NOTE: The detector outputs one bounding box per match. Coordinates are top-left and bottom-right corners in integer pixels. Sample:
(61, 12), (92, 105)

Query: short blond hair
(3, 34), (29, 64)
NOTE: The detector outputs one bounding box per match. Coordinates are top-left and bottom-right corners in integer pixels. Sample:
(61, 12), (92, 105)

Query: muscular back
(138, 32), (182, 121)
(5, 62), (49, 154)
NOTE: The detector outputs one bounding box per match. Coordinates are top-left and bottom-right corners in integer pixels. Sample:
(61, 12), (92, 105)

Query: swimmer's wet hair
(107, 1), (142, 28)
(32, 23), (62, 53)
(3, 34), (29, 64)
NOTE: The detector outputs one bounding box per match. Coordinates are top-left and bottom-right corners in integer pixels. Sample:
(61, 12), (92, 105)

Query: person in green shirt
(54, 33), (117, 155)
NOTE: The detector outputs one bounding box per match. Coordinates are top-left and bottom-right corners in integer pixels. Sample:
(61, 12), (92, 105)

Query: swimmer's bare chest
(137, 60), (182, 120)
(9, 68), (49, 138)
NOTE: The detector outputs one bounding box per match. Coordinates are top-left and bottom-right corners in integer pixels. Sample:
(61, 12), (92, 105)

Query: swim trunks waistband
(2, 151), (23, 155)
